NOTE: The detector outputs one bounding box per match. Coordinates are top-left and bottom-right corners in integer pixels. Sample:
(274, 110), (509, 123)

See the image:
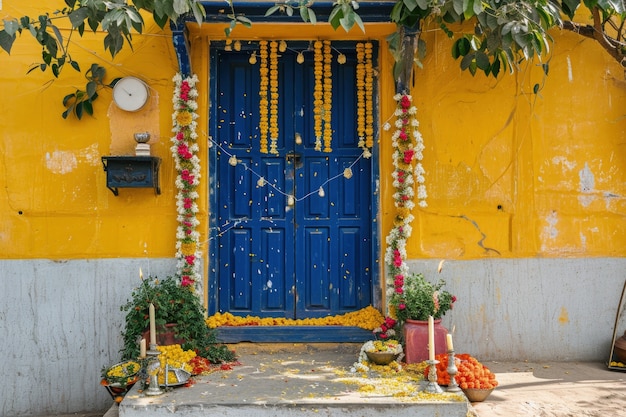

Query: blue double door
(210, 41), (377, 319)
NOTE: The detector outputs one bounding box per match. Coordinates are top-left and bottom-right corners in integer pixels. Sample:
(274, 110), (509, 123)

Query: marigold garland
(206, 305), (384, 330)
(322, 40), (333, 152)
(364, 42), (374, 150)
(258, 41), (269, 153)
(269, 40), (279, 155)
(313, 40), (324, 151)
(356, 42), (373, 158)
(356, 43), (366, 150)
(171, 73), (202, 288)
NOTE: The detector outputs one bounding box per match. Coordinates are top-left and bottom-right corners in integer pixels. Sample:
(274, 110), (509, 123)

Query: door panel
(211, 42), (375, 319)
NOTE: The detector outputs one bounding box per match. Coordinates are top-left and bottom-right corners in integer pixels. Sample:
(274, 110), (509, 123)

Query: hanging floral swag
(382, 93), (427, 330)
(171, 73), (201, 288)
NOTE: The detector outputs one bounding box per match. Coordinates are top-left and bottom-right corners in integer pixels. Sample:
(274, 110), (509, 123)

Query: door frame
(205, 39), (382, 317)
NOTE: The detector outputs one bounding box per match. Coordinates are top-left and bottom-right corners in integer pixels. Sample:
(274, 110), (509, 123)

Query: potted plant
(120, 275), (236, 364)
(388, 272), (456, 363)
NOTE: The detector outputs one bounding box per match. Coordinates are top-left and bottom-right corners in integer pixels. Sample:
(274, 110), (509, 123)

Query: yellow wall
(0, 1), (180, 259)
(411, 24), (626, 258)
(1, 1), (624, 266)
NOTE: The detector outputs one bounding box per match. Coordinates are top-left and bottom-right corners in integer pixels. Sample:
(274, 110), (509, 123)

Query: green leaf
(490, 57), (501, 77)
(460, 52), (474, 70)
(62, 106), (73, 119)
(328, 5), (343, 30)
(69, 7), (90, 27)
(236, 16), (252, 27)
(533, 83), (540, 94)
(62, 93), (76, 106)
(83, 99), (94, 116)
(0, 30), (16, 54)
(352, 12), (365, 33)
(452, 37), (470, 58)
(190, 2), (206, 25)
(339, 13), (355, 32)
(308, 8), (317, 25)
(86, 80), (97, 98)
(152, 11), (168, 28)
(265, 5), (281, 17)
(3, 18), (19, 36)
(75, 101), (84, 119)
(475, 51), (490, 71)
(561, 0), (581, 19)
(173, 0), (189, 16)
(452, 0), (464, 15)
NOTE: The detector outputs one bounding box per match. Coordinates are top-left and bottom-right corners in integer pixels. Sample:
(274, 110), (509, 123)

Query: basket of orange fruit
(427, 353), (498, 402)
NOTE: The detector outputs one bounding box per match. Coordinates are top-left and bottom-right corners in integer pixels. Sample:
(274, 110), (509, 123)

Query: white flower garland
(170, 73), (201, 288)
(383, 93), (427, 308)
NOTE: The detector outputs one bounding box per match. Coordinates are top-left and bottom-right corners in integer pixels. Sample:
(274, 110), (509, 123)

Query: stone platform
(118, 343), (474, 417)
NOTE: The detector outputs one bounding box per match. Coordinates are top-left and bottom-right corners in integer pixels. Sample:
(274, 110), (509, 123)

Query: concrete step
(118, 343), (474, 417)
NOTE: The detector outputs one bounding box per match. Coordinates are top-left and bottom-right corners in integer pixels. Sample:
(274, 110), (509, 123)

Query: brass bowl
(463, 387), (494, 402)
(134, 132), (151, 143)
(365, 351), (398, 365)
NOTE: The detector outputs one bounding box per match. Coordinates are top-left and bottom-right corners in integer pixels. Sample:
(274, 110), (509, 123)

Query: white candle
(149, 303), (157, 346)
(446, 333), (454, 351)
(139, 338), (146, 358)
(428, 315), (435, 361)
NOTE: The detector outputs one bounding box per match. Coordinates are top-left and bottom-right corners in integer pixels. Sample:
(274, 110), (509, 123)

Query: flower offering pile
(206, 305), (384, 330)
(428, 353), (498, 389)
(102, 360), (140, 386)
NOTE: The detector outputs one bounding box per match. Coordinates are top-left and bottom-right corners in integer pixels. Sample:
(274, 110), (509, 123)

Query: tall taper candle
(149, 303), (157, 346)
(446, 333), (454, 351)
(428, 315), (435, 361)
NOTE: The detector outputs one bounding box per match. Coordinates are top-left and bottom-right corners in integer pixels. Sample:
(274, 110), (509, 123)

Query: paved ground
(31, 343), (626, 417)
(470, 360), (626, 417)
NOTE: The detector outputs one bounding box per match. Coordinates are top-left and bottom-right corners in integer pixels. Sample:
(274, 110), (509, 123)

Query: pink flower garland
(384, 93), (427, 318)
(171, 73), (201, 288)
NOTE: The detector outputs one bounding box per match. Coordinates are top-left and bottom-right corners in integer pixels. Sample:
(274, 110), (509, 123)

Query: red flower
(385, 318), (394, 326)
(403, 149), (414, 164)
(181, 276), (194, 286)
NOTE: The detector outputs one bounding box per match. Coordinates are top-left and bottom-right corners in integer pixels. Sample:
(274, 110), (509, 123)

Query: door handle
(285, 152), (302, 167)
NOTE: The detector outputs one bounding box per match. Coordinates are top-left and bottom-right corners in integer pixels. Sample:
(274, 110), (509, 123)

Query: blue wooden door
(210, 42), (376, 319)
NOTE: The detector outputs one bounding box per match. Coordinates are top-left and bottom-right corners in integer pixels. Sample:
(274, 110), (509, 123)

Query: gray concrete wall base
(406, 258), (626, 362)
(0, 259), (177, 417)
(2, 257), (624, 415)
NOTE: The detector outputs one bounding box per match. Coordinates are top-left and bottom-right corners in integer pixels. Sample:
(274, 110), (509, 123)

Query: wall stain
(559, 306), (570, 325)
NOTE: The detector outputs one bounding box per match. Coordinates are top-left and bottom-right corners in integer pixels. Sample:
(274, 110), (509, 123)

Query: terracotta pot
(142, 323), (185, 347)
(403, 318), (448, 364)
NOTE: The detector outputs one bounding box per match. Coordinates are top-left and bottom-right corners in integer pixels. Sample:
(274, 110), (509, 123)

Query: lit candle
(149, 303), (157, 346)
(428, 315), (435, 361)
(139, 338), (146, 358)
(446, 333), (454, 351)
